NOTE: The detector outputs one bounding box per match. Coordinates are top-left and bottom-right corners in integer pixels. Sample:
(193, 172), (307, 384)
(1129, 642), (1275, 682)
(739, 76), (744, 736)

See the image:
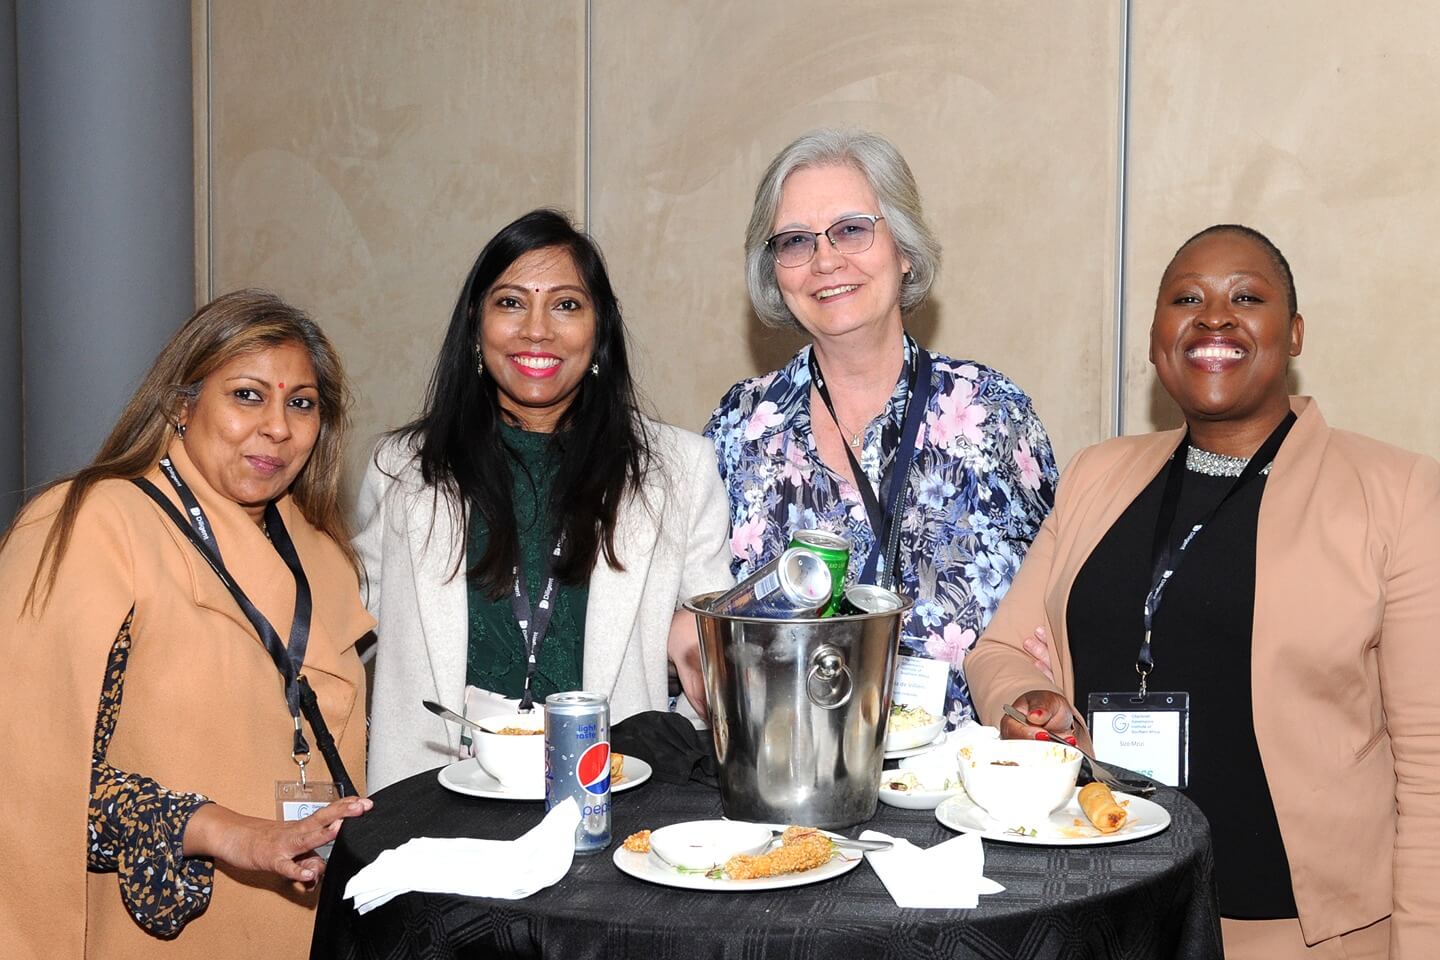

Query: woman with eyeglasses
(359, 209), (734, 791)
(705, 129), (1057, 726)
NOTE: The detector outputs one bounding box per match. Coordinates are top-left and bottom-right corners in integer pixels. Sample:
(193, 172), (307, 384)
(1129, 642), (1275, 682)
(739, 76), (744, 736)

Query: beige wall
(1123, 2), (1440, 457)
(589, 1), (1120, 466)
(198, 1), (1440, 502)
(201, 0), (585, 487)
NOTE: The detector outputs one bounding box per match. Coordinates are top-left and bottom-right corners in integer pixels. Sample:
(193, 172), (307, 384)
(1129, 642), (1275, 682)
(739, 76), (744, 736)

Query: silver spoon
(422, 699), (491, 734)
(1000, 703), (1156, 796)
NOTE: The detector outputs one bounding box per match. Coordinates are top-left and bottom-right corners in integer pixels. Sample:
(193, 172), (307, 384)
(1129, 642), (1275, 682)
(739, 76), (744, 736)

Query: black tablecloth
(312, 769), (1221, 960)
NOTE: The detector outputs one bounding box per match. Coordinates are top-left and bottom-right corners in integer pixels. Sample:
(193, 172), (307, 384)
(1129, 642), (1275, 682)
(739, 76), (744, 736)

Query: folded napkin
(344, 797), (581, 914)
(860, 830), (1004, 909)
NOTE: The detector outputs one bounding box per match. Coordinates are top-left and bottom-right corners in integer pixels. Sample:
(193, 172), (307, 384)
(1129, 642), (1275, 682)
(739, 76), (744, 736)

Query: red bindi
(278, 382), (286, 390)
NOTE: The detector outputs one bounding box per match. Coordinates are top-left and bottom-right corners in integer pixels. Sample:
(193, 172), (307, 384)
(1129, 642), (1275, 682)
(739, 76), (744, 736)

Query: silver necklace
(1186, 446), (1263, 477)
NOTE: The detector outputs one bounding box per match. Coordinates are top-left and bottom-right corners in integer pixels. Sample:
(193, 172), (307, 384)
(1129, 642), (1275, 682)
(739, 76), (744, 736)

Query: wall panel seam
(1111, 0), (1131, 439)
(583, 0), (592, 230)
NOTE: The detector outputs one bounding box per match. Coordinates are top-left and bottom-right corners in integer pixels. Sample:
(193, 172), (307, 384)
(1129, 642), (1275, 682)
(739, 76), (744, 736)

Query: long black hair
(393, 209), (651, 596)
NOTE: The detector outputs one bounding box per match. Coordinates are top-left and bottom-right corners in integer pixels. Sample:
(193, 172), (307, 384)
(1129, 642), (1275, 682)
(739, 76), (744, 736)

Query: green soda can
(787, 529), (851, 616)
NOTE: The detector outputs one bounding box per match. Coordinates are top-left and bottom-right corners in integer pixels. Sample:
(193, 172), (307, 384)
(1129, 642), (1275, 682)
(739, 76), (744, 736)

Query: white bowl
(648, 820), (773, 871)
(472, 711), (545, 791)
(956, 738), (1082, 820)
(884, 712), (945, 752)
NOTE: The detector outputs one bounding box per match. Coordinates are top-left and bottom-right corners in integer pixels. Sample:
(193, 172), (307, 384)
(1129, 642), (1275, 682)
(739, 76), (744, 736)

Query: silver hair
(745, 128), (942, 330)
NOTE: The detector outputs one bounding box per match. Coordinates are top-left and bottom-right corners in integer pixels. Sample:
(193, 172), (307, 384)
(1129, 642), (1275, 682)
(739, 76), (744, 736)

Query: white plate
(884, 716), (946, 752)
(935, 786), (1170, 845)
(884, 728), (948, 760)
(612, 825), (864, 891)
(437, 755), (653, 800)
(878, 782), (961, 810)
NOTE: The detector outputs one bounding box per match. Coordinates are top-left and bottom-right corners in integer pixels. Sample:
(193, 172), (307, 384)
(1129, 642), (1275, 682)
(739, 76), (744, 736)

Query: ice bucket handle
(805, 645), (853, 710)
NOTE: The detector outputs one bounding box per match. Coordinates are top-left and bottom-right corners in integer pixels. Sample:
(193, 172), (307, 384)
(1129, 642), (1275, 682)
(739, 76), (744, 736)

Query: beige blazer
(357, 418), (735, 791)
(966, 397), (1440, 956)
(0, 443), (373, 960)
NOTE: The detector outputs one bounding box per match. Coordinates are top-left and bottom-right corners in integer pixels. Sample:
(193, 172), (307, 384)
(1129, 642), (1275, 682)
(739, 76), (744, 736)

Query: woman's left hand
(667, 610), (708, 722)
(184, 796), (374, 891)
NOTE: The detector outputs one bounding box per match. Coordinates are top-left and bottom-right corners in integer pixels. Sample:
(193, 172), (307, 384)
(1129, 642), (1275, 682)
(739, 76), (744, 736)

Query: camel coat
(966, 397), (1440, 956)
(0, 442), (373, 959)
(358, 419), (735, 791)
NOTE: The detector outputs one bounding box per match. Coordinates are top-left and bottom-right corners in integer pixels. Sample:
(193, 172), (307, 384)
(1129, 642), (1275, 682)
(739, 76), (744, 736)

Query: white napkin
(860, 830), (1004, 909)
(344, 797), (581, 914)
(949, 720), (1000, 750)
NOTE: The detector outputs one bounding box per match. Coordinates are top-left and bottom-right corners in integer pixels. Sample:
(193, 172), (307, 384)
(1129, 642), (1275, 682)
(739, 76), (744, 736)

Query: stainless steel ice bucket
(684, 590), (913, 829)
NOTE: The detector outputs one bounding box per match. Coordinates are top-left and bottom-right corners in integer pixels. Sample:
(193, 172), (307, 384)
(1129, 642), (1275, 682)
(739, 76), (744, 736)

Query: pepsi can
(544, 691), (611, 853)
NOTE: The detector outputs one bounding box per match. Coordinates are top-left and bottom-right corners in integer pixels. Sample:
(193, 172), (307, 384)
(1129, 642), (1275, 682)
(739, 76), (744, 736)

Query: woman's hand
(667, 610), (708, 722)
(183, 796), (373, 888)
(1000, 690), (1078, 744)
(1024, 626), (1055, 683)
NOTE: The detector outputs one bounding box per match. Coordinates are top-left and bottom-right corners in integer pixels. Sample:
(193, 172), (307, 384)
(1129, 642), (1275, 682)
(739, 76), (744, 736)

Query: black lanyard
(133, 463), (353, 794)
(510, 530), (566, 712)
(1135, 411), (1296, 694)
(808, 335), (933, 588)
(158, 457), (221, 558)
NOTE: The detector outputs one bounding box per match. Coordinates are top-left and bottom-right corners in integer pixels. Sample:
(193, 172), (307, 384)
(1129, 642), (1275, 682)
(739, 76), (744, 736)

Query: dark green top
(465, 424), (588, 700)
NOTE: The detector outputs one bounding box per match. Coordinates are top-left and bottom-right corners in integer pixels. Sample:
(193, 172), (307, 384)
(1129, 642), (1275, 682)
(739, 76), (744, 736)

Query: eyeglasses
(765, 214), (885, 268)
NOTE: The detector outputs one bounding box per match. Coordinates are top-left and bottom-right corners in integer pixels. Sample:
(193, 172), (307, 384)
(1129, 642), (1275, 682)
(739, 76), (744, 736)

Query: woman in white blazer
(357, 210), (734, 790)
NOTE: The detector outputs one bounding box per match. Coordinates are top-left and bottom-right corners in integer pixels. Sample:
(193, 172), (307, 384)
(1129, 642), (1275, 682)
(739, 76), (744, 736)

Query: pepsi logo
(576, 742), (611, 795)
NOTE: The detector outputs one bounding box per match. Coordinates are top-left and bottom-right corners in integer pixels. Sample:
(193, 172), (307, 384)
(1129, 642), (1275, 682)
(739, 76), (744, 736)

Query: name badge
(1086, 691), (1190, 788)
(891, 654), (950, 718)
(275, 778), (339, 821)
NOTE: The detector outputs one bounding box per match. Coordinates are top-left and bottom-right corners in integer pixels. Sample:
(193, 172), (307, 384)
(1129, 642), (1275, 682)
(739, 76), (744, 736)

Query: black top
(1067, 457), (1297, 920)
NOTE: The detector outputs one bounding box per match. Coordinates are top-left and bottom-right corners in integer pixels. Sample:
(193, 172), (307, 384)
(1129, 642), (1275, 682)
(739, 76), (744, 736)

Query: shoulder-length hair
(394, 208), (650, 596)
(745, 128), (943, 330)
(8, 289), (355, 611)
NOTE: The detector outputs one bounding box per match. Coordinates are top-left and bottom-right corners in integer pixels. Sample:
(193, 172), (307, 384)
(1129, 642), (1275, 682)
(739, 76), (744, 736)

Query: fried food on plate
(611, 753), (625, 783)
(1078, 781), (1128, 833)
(622, 829), (651, 853)
(724, 827), (832, 880)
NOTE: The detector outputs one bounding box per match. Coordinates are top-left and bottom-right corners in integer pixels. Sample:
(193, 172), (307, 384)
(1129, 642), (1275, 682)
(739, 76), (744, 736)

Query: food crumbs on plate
(724, 826), (832, 879)
(622, 829), (651, 853)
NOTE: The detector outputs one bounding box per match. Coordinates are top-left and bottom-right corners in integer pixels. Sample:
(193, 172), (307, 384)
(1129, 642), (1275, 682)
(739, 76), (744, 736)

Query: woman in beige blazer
(359, 210), (733, 791)
(966, 226), (1439, 959)
(0, 291), (374, 959)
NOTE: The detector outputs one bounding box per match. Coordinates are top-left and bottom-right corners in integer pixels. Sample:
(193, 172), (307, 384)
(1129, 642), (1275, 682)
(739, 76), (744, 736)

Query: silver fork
(1000, 704), (1157, 796)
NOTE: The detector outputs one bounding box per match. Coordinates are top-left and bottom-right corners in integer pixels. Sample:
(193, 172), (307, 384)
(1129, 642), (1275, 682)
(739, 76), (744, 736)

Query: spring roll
(1078, 781), (1128, 833)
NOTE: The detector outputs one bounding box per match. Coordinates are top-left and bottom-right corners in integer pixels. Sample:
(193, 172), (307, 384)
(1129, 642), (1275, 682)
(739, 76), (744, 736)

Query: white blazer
(356, 419), (735, 790)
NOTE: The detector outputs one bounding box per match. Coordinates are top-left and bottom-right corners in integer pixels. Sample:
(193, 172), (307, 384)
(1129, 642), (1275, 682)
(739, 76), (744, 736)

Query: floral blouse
(88, 610), (214, 938)
(705, 337), (1057, 724)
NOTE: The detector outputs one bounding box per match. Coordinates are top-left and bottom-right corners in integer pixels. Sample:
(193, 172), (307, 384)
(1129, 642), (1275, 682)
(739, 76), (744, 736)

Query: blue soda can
(544, 691), (611, 853)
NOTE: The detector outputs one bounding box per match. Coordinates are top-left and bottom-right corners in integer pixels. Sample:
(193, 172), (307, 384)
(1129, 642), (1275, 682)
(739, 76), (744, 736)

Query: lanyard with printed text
(1135, 411), (1295, 694)
(510, 530), (567, 711)
(133, 464), (339, 791)
(809, 335), (932, 588)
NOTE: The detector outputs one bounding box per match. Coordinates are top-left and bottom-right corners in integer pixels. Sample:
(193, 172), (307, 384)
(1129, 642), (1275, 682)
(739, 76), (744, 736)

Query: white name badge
(1086, 691), (1190, 788)
(891, 654), (950, 718)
